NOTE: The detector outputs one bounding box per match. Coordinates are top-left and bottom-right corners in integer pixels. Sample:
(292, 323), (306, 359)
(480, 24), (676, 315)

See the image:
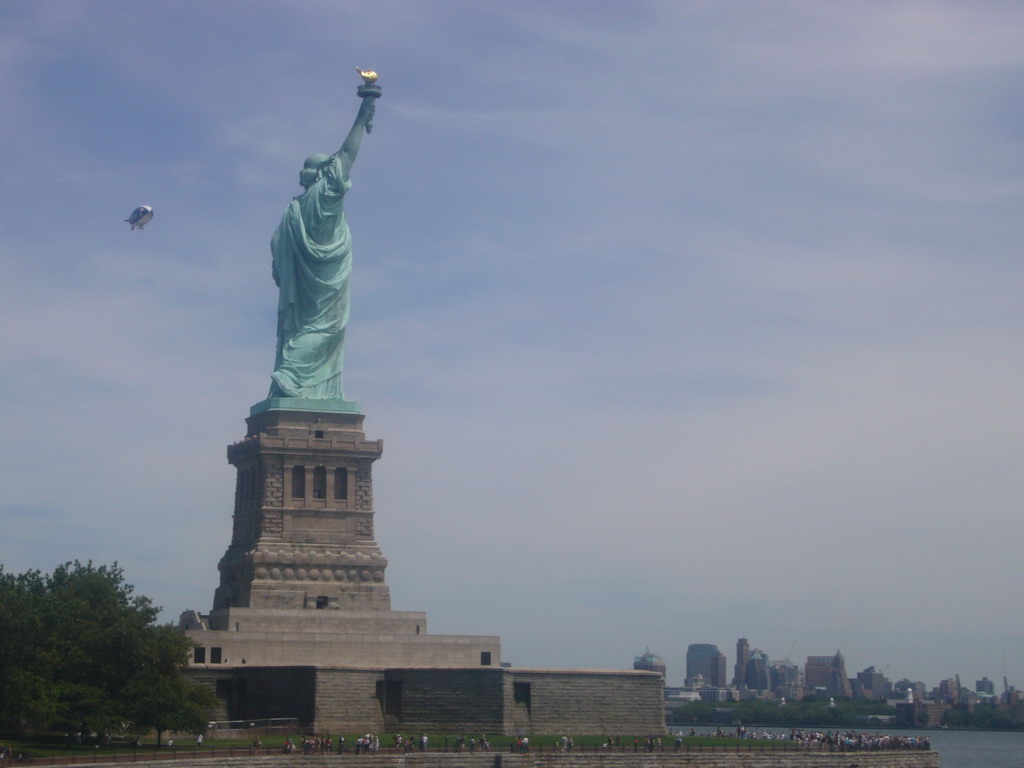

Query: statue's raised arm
(264, 74), (382, 407)
(339, 96), (376, 179)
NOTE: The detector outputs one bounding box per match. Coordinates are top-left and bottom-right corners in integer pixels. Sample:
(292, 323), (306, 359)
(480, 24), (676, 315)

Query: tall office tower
(734, 637), (750, 688)
(805, 651), (851, 697)
(633, 647), (666, 677)
(686, 644), (720, 687)
(831, 650), (852, 697)
(938, 678), (960, 703)
(805, 655), (833, 691)
(976, 677), (995, 695)
(770, 659), (802, 699)
(855, 666), (891, 699)
(711, 650), (728, 688)
(746, 649), (770, 692)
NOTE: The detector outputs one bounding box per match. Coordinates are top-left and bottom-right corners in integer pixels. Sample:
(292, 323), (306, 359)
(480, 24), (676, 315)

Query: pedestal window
(334, 467), (348, 500)
(291, 466), (305, 499)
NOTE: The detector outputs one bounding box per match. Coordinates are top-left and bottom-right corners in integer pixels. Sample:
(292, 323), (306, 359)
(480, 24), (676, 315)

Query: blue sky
(2, 1), (1022, 689)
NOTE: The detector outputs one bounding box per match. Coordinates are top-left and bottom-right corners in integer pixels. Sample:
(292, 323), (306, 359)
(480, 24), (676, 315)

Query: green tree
(123, 668), (215, 745)
(0, 561), (213, 738)
(970, 704), (1018, 730)
(733, 698), (780, 724)
(0, 569), (59, 728)
(671, 701), (718, 724)
(942, 708), (970, 727)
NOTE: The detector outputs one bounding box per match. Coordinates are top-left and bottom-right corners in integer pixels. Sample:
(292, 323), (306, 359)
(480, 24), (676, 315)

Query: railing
(206, 719), (299, 731)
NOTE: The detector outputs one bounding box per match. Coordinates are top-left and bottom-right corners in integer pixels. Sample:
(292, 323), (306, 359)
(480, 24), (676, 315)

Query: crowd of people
(0, 728), (933, 762)
(670, 726), (930, 751)
(0, 743), (22, 760)
(275, 733), (445, 755)
(786, 729), (931, 750)
(449, 735), (491, 752)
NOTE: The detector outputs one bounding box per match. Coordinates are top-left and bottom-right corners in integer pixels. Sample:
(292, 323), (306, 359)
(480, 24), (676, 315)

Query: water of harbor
(924, 728), (1022, 768)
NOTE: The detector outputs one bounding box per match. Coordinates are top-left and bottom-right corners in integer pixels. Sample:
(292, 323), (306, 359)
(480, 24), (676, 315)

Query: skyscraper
(686, 643), (720, 687)
(711, 649), (727, 689)
(634, 647), (666, 677)
(804, 656), (832, 691)
(855, 666), (891, 699)
(805, 651), (851, 697)
(770, 658), (803, 701)
(746, 649), (770, 692)
(734, 637), (750, 688)
(831, 650), (852, 697)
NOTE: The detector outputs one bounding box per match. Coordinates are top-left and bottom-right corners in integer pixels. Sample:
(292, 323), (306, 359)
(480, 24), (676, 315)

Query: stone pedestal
(182, 406), (502, 671)
(213, 407), (390, 612)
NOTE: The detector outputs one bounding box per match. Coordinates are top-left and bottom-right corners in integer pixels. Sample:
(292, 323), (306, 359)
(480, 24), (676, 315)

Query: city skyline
(656, 641), (1012, 694)
(1, 2), (1022, 689)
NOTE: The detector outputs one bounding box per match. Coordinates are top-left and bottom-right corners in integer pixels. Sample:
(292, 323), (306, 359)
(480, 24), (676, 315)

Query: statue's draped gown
(270, 155), (352, 400)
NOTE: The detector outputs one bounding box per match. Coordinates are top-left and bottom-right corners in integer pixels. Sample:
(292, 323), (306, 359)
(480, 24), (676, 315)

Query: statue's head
(300, 153), (331, 188)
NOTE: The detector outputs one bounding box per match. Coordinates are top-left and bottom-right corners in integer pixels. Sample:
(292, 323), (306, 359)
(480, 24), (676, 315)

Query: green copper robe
(269, 154), (353, 399)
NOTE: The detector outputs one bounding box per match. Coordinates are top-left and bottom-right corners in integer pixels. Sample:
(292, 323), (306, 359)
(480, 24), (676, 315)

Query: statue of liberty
(268, 77), (379, 402)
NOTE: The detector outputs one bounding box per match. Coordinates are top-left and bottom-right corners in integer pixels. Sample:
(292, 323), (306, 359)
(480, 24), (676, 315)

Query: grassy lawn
(0, 734), (251, 759)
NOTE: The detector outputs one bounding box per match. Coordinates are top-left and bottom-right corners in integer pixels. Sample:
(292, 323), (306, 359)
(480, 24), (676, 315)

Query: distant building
(1003, 686), (1020, 709)
(746, 650), (770, 692)
(698, 687), (733, 702)
(686, 643), (722, 687)
(711, 649), (727, 688)
(805, 656), (832, 691)
(896, 700), (948, 728)
(805, 651), (851, 698)
(976, 677), (995, 695)
(937, 678), (960, 704)
(893, 678), (928, 700)
(958, 688), (982, 706)
(734, 638), (750, 688)
(634, 647), (666, 677)
(665, 686), (700, 704)
(854, 666), (892, 699)
(770, 659), (803, 701)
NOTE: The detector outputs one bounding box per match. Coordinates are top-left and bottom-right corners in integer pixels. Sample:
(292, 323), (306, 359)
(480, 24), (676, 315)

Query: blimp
(125, 205), (154, 230)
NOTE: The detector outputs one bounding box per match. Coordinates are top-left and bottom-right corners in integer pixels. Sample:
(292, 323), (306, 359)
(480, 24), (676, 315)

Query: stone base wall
(313, 668), (387, 733)
(185, 669), (230, 722)
(188, 667), (317, 725)
(188, 666), (664, 737)
(375, 667), (508, 734)
(508, 670), (664, 736)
